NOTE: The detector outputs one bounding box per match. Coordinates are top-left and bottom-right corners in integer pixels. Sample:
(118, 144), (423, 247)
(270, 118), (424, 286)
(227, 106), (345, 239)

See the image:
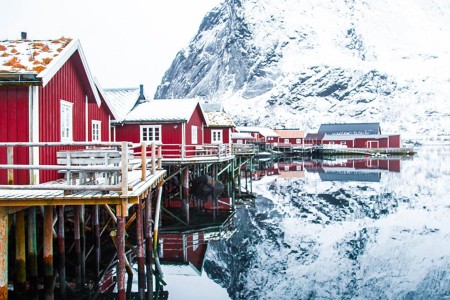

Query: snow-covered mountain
(155, 0), (450, 137)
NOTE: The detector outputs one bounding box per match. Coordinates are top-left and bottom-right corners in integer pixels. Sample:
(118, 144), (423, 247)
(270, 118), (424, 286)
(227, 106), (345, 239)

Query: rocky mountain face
(155, 0), (450, 137)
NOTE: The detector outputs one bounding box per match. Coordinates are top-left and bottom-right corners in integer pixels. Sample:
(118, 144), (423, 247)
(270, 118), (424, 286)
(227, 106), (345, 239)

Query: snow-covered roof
(274, 129), (305, 139)
(103, 87), (141, 121)
(0, 37), (101, 106)
(319, 123), (381, 135)
(236, 126), (280, 137)
(231, 132), (254, 139)
(122, 98), (200, 123)
(200, 103), (235, 127)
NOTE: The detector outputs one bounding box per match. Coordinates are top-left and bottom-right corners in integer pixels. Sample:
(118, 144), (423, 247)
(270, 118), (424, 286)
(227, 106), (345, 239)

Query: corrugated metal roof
(236, 127), (280, 137)
(322, 134), (389, 141)
(318, 123), (381, 135)
(0, 37), (72, 74)
(274, 129), (305, 138)
(123, 98), (199, 123)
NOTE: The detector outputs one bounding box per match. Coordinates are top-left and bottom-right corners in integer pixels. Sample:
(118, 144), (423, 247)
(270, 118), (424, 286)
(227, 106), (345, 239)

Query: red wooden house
(107, 87), (208, 159)
(236, 127), (280, 144)
(305, 123), (401, 148)
(231, 132), (255, 144)
(274, 129), (304, 146)
(0, 36), (113, 184)
(200, 103), (234, 145)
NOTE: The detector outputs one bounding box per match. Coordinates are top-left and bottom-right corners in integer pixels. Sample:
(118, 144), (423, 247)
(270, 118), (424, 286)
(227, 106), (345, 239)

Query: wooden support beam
(117, 214), (126, 300)
(15, 210), (26, 297)
(141, 143), (147, 181)
(28, 207), (38, 296)
(44, 206), (54, 300)
(92, 205), (101, 281)
(80, 205), (86, 291)
(144, 191), (153, 300)
(136, 197), (146, 299)
(0, 208), (8, 300)
(57, 206), (66, 299)
(74, 206), (81, 290)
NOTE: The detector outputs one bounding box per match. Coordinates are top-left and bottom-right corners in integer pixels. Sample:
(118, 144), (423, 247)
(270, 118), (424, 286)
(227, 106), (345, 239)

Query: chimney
(21, 32), (27, 40)
(138, 84), (146, 102)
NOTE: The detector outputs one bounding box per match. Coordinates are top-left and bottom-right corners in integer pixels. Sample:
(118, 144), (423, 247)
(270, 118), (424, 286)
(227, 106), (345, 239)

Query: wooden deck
(0, 169), (166, 207)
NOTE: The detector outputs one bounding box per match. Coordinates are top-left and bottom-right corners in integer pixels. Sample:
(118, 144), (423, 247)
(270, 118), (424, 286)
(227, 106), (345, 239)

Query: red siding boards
(88, 100), (111, 141)
(0, 86), (30, 184)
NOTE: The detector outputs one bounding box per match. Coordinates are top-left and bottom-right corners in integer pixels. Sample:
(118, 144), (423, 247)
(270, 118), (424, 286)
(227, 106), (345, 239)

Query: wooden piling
(0, 208), (8, 300)
(15, 210), (26, 296)
(116, 211), (126, 300)
(74, 206), (81, 289)
(136, 197), (146, 299)
(144, 191), (153, 300)
(44, 206), (54, 300)
(92, 205), (101, 281)
(57, 206), (66, 299)
(28, 207), (38, 297)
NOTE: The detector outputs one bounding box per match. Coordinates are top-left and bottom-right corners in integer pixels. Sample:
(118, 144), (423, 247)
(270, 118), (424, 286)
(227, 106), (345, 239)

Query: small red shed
(201, 103), (235, 145)
(273, 129), (304, 146)
(0, 37), (113, 184)
(108, 88), (207, 159)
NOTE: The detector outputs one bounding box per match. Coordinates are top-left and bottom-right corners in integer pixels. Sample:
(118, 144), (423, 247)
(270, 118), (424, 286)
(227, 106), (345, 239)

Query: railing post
(158, 145), (162, 170)
(141, 143), (146, 181)
(7, 146), (13, 185)
(121, 142), (129, 196)
(151, 143), (156, 175)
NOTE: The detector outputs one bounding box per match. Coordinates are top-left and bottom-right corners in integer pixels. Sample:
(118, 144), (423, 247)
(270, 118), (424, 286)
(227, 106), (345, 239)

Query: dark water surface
(163, 146), (450, 299)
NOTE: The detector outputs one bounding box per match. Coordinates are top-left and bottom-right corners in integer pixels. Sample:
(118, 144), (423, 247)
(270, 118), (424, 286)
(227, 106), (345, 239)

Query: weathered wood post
(92, 205), (101, 282)
(136, 196), (146, 299)
(74, 206), (81, 290)
(15, 210), (26, 297)
(141, 143), (147, 181)
(0, 208), (8, 300)
(57, 206), (66, 299)
(144, 191), (153, 300)
(44, 206), (54, 300)
(28, 207), (38, 298)
(116, 205), (126, 300)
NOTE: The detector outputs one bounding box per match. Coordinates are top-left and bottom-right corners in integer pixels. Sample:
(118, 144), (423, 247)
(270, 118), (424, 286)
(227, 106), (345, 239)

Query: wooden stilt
(136, 197), (146, 299)
(57, 206), (66, 299)
(44, 206), (54, 300)
(80, 205), (86, 291)
(74, 206), (81, 290)
(92, 205), (101, 281)
(117, 211), (126, 300)
(0, 208), (8, 300)
(144, 191), (153, 300)
(183, 167), (190, 225)
(28, 207), (38, 298)
(15, 210), (26, 296)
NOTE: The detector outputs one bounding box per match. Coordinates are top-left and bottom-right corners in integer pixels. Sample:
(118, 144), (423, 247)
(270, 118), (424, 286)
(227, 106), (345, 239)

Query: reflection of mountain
(204, 148), (450, 299)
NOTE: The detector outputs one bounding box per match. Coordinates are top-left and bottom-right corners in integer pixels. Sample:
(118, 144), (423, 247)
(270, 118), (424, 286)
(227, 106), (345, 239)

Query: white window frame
(92, 120), (101, 142)
(296, 139), (301, 144)
(191, 125), (198, 144)
(140, 125), (161, 144)
(284, 138), (289, 144)
(60, 100), (73, 142)
(212, 130), (223, 144)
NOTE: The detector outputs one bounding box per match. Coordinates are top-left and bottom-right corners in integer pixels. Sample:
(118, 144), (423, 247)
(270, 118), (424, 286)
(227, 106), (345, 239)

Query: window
(284, 138), (289, 144)
(296, 139), (301, 144)
(92, 120), (101, 142)
(212, 130), (223, 144)
(192, 126), (198, 144)
(140, 125), (161, 143)
(341, 141), (347, 145)
(60, 100), (73, 142)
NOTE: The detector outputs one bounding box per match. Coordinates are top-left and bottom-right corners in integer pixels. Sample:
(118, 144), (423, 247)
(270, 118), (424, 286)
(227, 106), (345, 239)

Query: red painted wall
(389, 135), (401, 148)
(204, 127), (231, 144)
(88, 99), (112, 141)
(38, 54), (98, 183)
(0, 86), (30, 184)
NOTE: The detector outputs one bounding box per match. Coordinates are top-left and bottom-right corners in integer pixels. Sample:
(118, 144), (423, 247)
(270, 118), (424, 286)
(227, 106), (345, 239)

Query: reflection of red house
(107, 88), (207, 159)
(0, 37), (113, 184)
(159, 231), (208, 274)
(201, 103), (234, 145)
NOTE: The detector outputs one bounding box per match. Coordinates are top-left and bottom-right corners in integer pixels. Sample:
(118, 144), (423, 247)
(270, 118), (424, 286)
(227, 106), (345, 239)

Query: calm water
(162, 146), (450, 299)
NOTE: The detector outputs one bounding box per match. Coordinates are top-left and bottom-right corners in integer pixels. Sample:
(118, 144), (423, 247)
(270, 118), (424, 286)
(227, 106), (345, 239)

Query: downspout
(182, 123), (186, 158)
(29, 86), (40, 184)
(108, 115), (111, 142)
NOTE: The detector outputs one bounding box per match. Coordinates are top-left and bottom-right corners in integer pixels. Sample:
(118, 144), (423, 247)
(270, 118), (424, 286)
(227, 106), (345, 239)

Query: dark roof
(318, 123), (381, 135)
(319, 172), (381, 182)
(305, 133), (325, 140)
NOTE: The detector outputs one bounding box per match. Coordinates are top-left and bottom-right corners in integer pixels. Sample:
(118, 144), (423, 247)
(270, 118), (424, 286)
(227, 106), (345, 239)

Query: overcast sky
(0, 0), (222, 96)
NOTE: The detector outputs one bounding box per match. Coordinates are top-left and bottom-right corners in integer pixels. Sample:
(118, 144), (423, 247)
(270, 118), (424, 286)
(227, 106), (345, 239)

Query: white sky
(0, 0), (222, 96)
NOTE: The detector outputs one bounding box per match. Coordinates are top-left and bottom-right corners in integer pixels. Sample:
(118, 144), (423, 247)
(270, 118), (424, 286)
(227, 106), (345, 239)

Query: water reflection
(200, 146), (450, 299)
